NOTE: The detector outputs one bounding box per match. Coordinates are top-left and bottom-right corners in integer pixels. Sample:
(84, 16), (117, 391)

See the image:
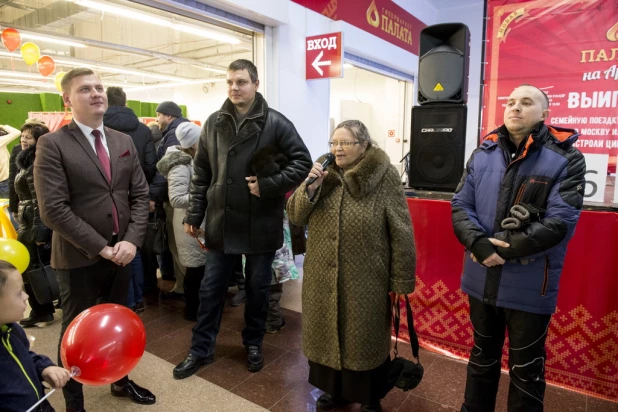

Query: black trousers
(463, 296), (551, 412)
(184, 265), (206, 319)
(56, 258), (131, 410)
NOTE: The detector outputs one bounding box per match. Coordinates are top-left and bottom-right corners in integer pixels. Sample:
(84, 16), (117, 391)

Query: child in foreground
(0, 260), (71, 412)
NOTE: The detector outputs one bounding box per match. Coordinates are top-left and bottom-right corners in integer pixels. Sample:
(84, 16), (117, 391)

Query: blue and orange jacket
(0, 323), (55, 412)
(451, 122), (586, 314)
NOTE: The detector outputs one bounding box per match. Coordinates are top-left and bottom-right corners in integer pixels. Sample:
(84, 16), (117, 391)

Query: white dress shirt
(74, 119), (109, 157)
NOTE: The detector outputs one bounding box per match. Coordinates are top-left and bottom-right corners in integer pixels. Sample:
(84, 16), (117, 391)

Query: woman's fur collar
(156, 148), (192, 177)
(16, 145), (35, 170)
(320, 146), (391, 198)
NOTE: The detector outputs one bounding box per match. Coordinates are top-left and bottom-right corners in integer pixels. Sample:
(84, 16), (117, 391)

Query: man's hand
(149, 200), (156, 213)
(184, 223), (197, 238)
(99, 246), (116, 261)
(112, 241), (136, 266)
(42, 366), (71, 390)
(470, 238), (510, 267)
(246, 176), (260, 197)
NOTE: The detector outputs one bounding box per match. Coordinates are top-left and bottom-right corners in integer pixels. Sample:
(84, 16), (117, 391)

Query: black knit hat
(155, 101), (182, 118)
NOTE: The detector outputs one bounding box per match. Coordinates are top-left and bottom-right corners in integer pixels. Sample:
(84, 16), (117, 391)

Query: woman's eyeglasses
(328, 141), (360, 148)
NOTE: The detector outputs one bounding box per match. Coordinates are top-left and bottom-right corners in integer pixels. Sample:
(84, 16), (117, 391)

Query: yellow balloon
(0, 238), (30, 274)
(0, 209), (17, 239)
(20, 42), (40, 66)
(54, 71), (66, 92)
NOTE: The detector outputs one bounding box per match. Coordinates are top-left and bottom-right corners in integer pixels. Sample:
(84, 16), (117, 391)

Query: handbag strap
(393, 294), (420, 361)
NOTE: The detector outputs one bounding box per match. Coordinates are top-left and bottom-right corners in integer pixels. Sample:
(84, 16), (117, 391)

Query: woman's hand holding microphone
(306, 162), (329, 198)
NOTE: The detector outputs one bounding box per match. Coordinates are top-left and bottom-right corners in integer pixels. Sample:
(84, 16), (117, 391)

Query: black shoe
(134, 302), (145, 313)
(173, 353), (214, 379)
(110, 380), (156, 405)
(161, 291), (184, 300)
(265, 318), (286, 334)
(361, 402), (382, 412)
(316, 393), (350, 410)
(20, 314), (53, 328)
(231, 290), (246, 307)
(246, 345), (264, 372)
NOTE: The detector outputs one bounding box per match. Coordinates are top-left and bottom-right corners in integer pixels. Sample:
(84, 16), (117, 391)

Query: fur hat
(155, 101), (182, 118)
(176, 122), (201, 148)
(249, 145), (288, 177)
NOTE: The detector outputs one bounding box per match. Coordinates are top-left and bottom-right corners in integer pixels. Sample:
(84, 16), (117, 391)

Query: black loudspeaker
(418, 23), (470, 104)
(408, 105), (467, 192)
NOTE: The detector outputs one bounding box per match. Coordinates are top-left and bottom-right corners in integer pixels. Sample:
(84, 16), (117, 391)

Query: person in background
(452, 84), (586, 412)
(287, 120), (416, 412)
(34, 67), (154, 410)
(8, 143), (22, 229)
(104, 86), (157, 314)
(147, 121), (163, 151)
(174, 59), (311, 379)
(0, 124), (20, 199)
(104, 87), (156, 183)
(265, 209), (298, 333)
(0, 260), (71, 412)
(150, 101), (189, 299)
(14, 121), (55, 327)
(156, 122), (207, 321)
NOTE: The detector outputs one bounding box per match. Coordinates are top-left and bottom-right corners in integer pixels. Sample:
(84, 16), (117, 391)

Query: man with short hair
(104, 86), (156, 183)
(452, 84), (586, 412)
(34, 67), (155, 411)
(174, 59), (312, 378)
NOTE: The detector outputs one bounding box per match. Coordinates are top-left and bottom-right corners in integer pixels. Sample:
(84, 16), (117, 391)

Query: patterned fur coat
(287, 146), (416, 371)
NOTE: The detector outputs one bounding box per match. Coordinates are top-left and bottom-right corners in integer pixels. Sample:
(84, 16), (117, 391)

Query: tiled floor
(141, 285), (618, 412)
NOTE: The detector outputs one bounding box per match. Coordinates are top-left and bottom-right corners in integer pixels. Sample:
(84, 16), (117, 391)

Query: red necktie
(92, 129), (119, 234)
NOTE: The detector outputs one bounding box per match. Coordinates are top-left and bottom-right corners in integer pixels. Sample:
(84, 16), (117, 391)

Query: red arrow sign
(306, 32), (343, 80)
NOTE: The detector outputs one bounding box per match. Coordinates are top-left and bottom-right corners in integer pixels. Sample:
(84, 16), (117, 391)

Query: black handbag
(146, 207), (167, 255)
(386, 295), (424, 392)
(23, 247), (59, 305)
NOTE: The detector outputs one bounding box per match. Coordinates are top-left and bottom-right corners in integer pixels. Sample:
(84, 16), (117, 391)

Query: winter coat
(103, 106), (157, 183)
(156, 147), (206, 268)
(8, 144), (21, 213)
(184, 92), (312, 253)
(149, 117), (189, 203)
(287, 146), (416, 371)
(451, 123), (586, 315)
(0, 323), (55, 412)
(15, 146), (50, 262)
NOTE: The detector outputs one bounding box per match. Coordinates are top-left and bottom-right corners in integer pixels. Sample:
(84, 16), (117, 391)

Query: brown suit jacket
(34, 120), (149, 270)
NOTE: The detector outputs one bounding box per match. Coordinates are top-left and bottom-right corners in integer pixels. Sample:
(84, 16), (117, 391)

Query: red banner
(291, 0), (426, 55)
(482, 0), (618, 165)
(399, 198), (618, 401)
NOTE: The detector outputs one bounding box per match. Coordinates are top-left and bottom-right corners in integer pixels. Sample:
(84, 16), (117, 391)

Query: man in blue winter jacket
(452, 84), (586, 412)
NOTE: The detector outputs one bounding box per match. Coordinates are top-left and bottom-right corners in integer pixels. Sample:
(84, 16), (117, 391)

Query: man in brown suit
(34, 68), (156, 411)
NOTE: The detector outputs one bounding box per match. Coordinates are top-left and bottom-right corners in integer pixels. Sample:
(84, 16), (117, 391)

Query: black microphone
(306, 153), (335, 186)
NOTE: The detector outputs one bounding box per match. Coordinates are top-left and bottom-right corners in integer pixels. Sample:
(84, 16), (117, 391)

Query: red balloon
(1, 28), (21, 53)
(37, 55), (55, 77)
(61, 304), (146, 386)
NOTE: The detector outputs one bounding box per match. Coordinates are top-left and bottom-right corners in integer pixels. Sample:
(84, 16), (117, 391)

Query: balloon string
(25, 367), (80, 412)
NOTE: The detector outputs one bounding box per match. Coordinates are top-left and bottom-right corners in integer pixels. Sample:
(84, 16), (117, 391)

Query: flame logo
(608, 22), (618, 41)
(367, 0), (380, 28)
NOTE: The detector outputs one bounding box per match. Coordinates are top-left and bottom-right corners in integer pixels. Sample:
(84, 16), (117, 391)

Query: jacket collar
(320, 146), (392, 198)
(481, 122), (579, 153)
(219, 92), (267, 122)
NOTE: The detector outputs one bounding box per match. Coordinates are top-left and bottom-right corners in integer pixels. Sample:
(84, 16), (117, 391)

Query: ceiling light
(21, 33), (86, 48)
(69, 0), (240, 44)
(0, 79), (58, 89)
(0, 70), (48, 80)
(126, 77), (225, 92)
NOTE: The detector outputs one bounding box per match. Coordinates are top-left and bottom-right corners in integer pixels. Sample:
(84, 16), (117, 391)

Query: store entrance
(330, 64), (413, 176)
